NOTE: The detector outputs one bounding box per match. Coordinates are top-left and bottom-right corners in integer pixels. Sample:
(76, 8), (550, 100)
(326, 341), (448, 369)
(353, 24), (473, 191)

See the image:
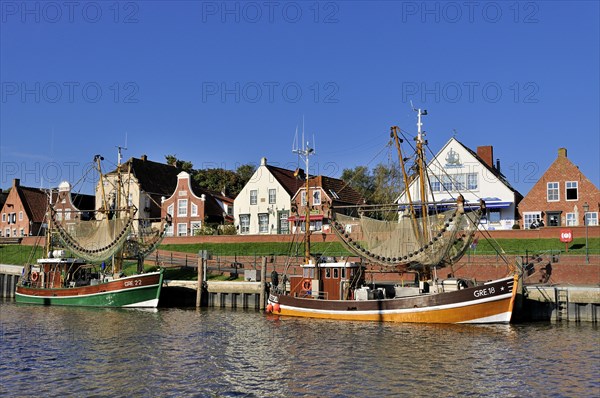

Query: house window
(523, 212), (541, 229)
(333, 268), (339, 278)
(167, 204), (174, 216)
(250, 190), (257, 205)
(1, 213), (5, 222)
(453, 174), (465, 191)
(56, 212), (62, 221)
(165, 224), (173, 236)
(20, 228), (25, 236)
(489, 209), (501, 223)
(278, 211), (290, 234)
(547, 182), (559, 202)
(5, 228), (10, 237)
(584, 212), (598, 226)
(227, 204), (233, 216)
(565, 181), (578, 201)
(240, 214), (250, 234)
(566, 212), (577, 226)
(301, 191), (307, 205)
(258, 213), (269, 233)
(441, 175), (452, 191)
(191, 221), (202, 235)
(191, 203), (198, 216)
(128, 193), (133, 207)
(313, 190), (321, 205)
(430, 177), (441, 192)
(18, 211), (23, 221)
(325, 268), (331, 278)
(177, 223), (187, 236)
(268, 189), (276, 204)
(467, 173), (478, 190)
(547, 211), (561, 227)
(178, 199), (188, 216)
(64, 209), (71, 221)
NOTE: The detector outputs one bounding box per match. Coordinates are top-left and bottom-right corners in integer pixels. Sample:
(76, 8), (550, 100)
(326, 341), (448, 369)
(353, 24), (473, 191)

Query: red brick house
(51, 181), (96, 225)
(290, 175), (364, 233)
(518, 148), (600, 228)
(161, 171), (234, 236)
(0, 179), (47, 238)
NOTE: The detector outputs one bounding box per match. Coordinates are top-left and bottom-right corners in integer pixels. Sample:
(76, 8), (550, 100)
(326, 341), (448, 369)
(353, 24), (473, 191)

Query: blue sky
(1, 1), (599, 196)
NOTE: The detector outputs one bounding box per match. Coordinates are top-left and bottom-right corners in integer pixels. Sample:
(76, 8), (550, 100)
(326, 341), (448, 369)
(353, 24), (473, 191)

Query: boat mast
(293, 131), (315, 263)
(415, 108), (429, 243)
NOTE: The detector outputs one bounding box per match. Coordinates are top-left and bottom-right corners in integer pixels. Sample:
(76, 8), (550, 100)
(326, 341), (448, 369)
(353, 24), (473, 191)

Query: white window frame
(191, 221), (202, 235)
(18, 211), (23, 221)
(191, 203), (198, 216)
(250, 190), (257, 205)
(313, 190), (321, 206)
(523, 211), (541, 229)
(430, 176), (441, 192)
(441, 175), (452, 191)
(240, 214), (250, 234)
(56, 211), (62, 221)
(5, 228), (10, 237)
(547, 182), (559, 202)
(165, 224), (174, 236)
(467, 173), (478, 190)
(128, 193), (133, 207)
(565, 181), (578, 201)
(453, 174), (465, 191)
(19, 228), (25, 236)
(1, 213), (5, 222)
(301, 191), (307, 205)
(167, 204), (174, 216)
(258, 213), (269, 234)
(178, 199), (188, 217)
(64, 209), (71, 221)
(177, 223), (188, 236)
(565, 212), (577, 226)
(585, 212), (598, 226)
(268, 189), (276, 204)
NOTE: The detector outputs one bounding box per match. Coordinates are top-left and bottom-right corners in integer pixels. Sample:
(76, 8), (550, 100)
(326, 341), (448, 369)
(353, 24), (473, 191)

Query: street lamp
(583, 202), (589, 264)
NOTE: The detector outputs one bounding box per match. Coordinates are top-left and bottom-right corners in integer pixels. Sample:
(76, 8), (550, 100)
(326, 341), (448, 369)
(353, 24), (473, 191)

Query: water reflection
(1, 302), (598, 397)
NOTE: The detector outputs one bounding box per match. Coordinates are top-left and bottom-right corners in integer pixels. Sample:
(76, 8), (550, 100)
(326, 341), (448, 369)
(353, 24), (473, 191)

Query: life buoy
(302, 279), (311, 291)
(31, 271), (39, 282)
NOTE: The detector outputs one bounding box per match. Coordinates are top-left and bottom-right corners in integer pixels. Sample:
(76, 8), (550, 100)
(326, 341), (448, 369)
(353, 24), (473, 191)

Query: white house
(398, 138), (522, 230)
(233, 157), (302, 234)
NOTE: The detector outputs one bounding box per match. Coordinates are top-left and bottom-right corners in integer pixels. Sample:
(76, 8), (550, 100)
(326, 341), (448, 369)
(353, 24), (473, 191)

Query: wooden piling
(259, 256), (267, 310)
(197, 251), (206, 308)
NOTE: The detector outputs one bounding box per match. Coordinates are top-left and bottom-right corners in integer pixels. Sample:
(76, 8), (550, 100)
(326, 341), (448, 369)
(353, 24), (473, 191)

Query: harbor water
(1, 300), (598, 397)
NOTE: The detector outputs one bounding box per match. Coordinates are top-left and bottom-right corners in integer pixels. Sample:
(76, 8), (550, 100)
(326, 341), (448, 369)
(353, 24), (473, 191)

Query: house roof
(188, 180), (231, 220)
(266, 165), (304, 196)
(311, 175), (365, 205)
(17, 186), (48, 223)
(109, 157), (181, 196)
(455, 138), (522, 199)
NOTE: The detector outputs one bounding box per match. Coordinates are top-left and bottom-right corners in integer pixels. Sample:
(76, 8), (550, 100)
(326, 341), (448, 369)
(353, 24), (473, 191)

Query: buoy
(31, 271), (39, 282)
(302, 279), (311, 291)
(266, 304), (273, 313)
(273, 303), (281, 313)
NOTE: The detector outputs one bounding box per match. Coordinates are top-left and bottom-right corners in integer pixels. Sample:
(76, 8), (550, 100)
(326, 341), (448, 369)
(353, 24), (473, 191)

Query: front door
(547, 211), (562, 227)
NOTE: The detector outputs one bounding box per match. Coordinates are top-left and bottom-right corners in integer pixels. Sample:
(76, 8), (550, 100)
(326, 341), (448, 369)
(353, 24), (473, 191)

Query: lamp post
(583, 202), (589, 264)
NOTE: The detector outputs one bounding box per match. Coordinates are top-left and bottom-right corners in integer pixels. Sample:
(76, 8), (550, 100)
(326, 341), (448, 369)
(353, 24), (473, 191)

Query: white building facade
(399, 138), (522, 230)
(233, 158), (299, 234)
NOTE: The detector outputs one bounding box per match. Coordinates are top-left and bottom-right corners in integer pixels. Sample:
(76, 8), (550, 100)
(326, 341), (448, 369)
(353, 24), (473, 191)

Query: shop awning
(288, 215), (324, 222)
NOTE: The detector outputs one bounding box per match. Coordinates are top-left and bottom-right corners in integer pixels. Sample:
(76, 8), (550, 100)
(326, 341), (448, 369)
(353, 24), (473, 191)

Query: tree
(341, 166), (374, 201)
(164, 155), (194, 173)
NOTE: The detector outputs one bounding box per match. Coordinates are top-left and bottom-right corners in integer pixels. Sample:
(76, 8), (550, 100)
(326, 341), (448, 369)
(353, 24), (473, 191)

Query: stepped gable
(265, 164), (304, 196)
(17, 186), (48, 224)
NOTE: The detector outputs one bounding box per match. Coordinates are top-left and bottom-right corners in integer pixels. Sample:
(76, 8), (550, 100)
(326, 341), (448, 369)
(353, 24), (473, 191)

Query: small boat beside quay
(267, 109), (519, 323)
(15, 151), (170, 308)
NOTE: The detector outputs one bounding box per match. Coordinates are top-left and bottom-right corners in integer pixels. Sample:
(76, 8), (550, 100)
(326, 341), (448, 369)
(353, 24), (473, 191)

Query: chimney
(477, 146), (494, 169)
(260, 157), (267, 166)
(496, 159), (501, 173)
(13, 178), (20, 187)
(141, 154), (147, 162)
(558, 148), (567, 158)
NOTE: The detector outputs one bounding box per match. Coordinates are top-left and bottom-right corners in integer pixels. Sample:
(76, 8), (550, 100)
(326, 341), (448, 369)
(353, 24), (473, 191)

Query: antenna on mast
(116, 133), (128, 166)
